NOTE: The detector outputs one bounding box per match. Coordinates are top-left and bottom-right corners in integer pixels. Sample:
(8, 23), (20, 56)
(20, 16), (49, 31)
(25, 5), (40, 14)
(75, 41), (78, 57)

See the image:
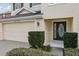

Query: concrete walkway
(0, 40), (30, 56)
(52, 47), (63, 56)
(49, 40), (64, 56)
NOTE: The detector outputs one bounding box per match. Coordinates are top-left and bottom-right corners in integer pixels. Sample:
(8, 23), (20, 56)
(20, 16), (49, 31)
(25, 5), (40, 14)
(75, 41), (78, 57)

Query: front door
(53, 21), (66, 40)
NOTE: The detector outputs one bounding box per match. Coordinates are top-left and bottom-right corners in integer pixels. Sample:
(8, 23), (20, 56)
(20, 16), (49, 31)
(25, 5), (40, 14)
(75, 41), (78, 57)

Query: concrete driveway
(0, 40), (63, 56)
(0, 40), (30, 56)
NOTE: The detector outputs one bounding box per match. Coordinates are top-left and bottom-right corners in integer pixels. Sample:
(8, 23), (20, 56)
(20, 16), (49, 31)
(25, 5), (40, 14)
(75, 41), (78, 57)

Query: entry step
(48, 40), (64, 48)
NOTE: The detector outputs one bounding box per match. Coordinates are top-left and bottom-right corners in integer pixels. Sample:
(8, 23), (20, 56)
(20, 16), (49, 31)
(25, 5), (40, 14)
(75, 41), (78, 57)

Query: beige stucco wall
(30, 5), (41, 11)
(41, 3), (79, 42)
(42, 3), (79, 19)
(24, 3), (30, 8)
(35, 19), (45, 31)
(45, 18), (73, 42)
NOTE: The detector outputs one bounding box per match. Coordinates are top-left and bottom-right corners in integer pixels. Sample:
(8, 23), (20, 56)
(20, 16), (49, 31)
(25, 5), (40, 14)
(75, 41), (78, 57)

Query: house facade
(0, 3), (79, 48)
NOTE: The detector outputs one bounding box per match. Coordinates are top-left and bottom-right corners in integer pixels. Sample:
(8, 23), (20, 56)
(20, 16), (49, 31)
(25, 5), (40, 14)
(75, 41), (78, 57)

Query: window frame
(13, 3), (23, 10)
(30, 3), (41, 7)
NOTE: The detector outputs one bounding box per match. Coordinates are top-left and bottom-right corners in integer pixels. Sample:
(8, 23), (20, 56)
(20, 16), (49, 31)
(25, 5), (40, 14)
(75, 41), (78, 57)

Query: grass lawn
(64, 48), (79, 56)
(6, 48), (53, 56)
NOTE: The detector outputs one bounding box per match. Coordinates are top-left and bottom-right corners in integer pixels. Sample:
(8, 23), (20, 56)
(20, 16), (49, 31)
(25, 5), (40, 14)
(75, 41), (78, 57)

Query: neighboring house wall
(3, 12), (11, 18)
(0, 12), (11, 19)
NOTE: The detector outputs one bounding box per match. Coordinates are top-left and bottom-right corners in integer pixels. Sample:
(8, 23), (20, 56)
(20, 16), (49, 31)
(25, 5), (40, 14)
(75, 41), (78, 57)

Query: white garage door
(3, 21), (35, 42)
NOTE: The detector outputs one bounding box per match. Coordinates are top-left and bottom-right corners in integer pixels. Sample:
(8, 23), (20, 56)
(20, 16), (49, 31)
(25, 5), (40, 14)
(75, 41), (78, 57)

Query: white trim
(52, 20), (67, 40)
(48, 3), (67, 7)
(12, 7), (36, 16)
(2, 19), (35, 24)
(0, 14), (42, 22)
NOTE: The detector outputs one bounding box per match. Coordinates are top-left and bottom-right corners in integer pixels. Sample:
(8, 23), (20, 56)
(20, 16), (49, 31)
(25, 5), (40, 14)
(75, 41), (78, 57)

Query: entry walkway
(49, 40), (64, 56)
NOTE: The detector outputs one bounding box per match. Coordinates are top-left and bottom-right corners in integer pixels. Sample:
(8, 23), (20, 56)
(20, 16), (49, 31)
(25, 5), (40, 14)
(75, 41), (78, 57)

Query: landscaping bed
(64, 48), (79, 56)
(6, 48), (52, 56)
(6, 31), (53, 56)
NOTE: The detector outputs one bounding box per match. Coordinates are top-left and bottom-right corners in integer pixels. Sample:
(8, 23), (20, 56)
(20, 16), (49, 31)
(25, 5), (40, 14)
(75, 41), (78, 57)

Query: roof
(0, 11), (43, 22)
(3, 11), (41, 19)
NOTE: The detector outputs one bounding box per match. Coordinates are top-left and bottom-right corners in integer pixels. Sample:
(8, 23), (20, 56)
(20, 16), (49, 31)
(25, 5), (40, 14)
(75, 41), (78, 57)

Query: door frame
(52, 19), (67, 41)
(53, 21), (66, 41)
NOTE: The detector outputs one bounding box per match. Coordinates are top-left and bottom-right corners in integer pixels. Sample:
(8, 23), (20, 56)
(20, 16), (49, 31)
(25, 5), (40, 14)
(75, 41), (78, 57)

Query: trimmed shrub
(28, 31), (45, 48)
(64, 48), (79, 56)
(64, 32), (78, 48)
(6, 48), (52, 56)
(42, 45), (52, 52)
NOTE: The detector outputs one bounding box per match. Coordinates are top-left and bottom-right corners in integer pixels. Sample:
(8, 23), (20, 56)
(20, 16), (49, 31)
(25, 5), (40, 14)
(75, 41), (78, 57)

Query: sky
(0, 3), (11, 13)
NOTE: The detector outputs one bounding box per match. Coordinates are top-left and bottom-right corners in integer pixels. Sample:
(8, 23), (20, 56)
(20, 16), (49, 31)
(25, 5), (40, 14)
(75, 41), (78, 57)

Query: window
(30, 3), (41, 7)
(15, 3), (23, 9)
(13, 3), (23, 10)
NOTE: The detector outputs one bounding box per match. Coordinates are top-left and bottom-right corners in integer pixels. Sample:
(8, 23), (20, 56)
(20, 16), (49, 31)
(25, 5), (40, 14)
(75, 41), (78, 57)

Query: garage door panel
(3, 22), (34, 42)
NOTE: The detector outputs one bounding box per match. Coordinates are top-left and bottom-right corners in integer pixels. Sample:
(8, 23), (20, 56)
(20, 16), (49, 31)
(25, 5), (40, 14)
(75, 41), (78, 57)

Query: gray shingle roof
(2, 11), (42, 19)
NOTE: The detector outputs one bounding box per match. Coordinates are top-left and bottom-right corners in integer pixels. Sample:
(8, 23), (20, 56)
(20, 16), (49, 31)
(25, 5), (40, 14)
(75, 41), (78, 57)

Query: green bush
(6, 48), (52, 56)
(42, 45), (52, 52)
(28, 31), (45, 48)
(64, 48), (79, 56)
(64, 32), (78, 48)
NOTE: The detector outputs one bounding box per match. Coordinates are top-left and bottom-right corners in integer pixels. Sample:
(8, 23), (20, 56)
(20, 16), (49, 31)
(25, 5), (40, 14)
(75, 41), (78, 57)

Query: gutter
(0, 14), (43, 22)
